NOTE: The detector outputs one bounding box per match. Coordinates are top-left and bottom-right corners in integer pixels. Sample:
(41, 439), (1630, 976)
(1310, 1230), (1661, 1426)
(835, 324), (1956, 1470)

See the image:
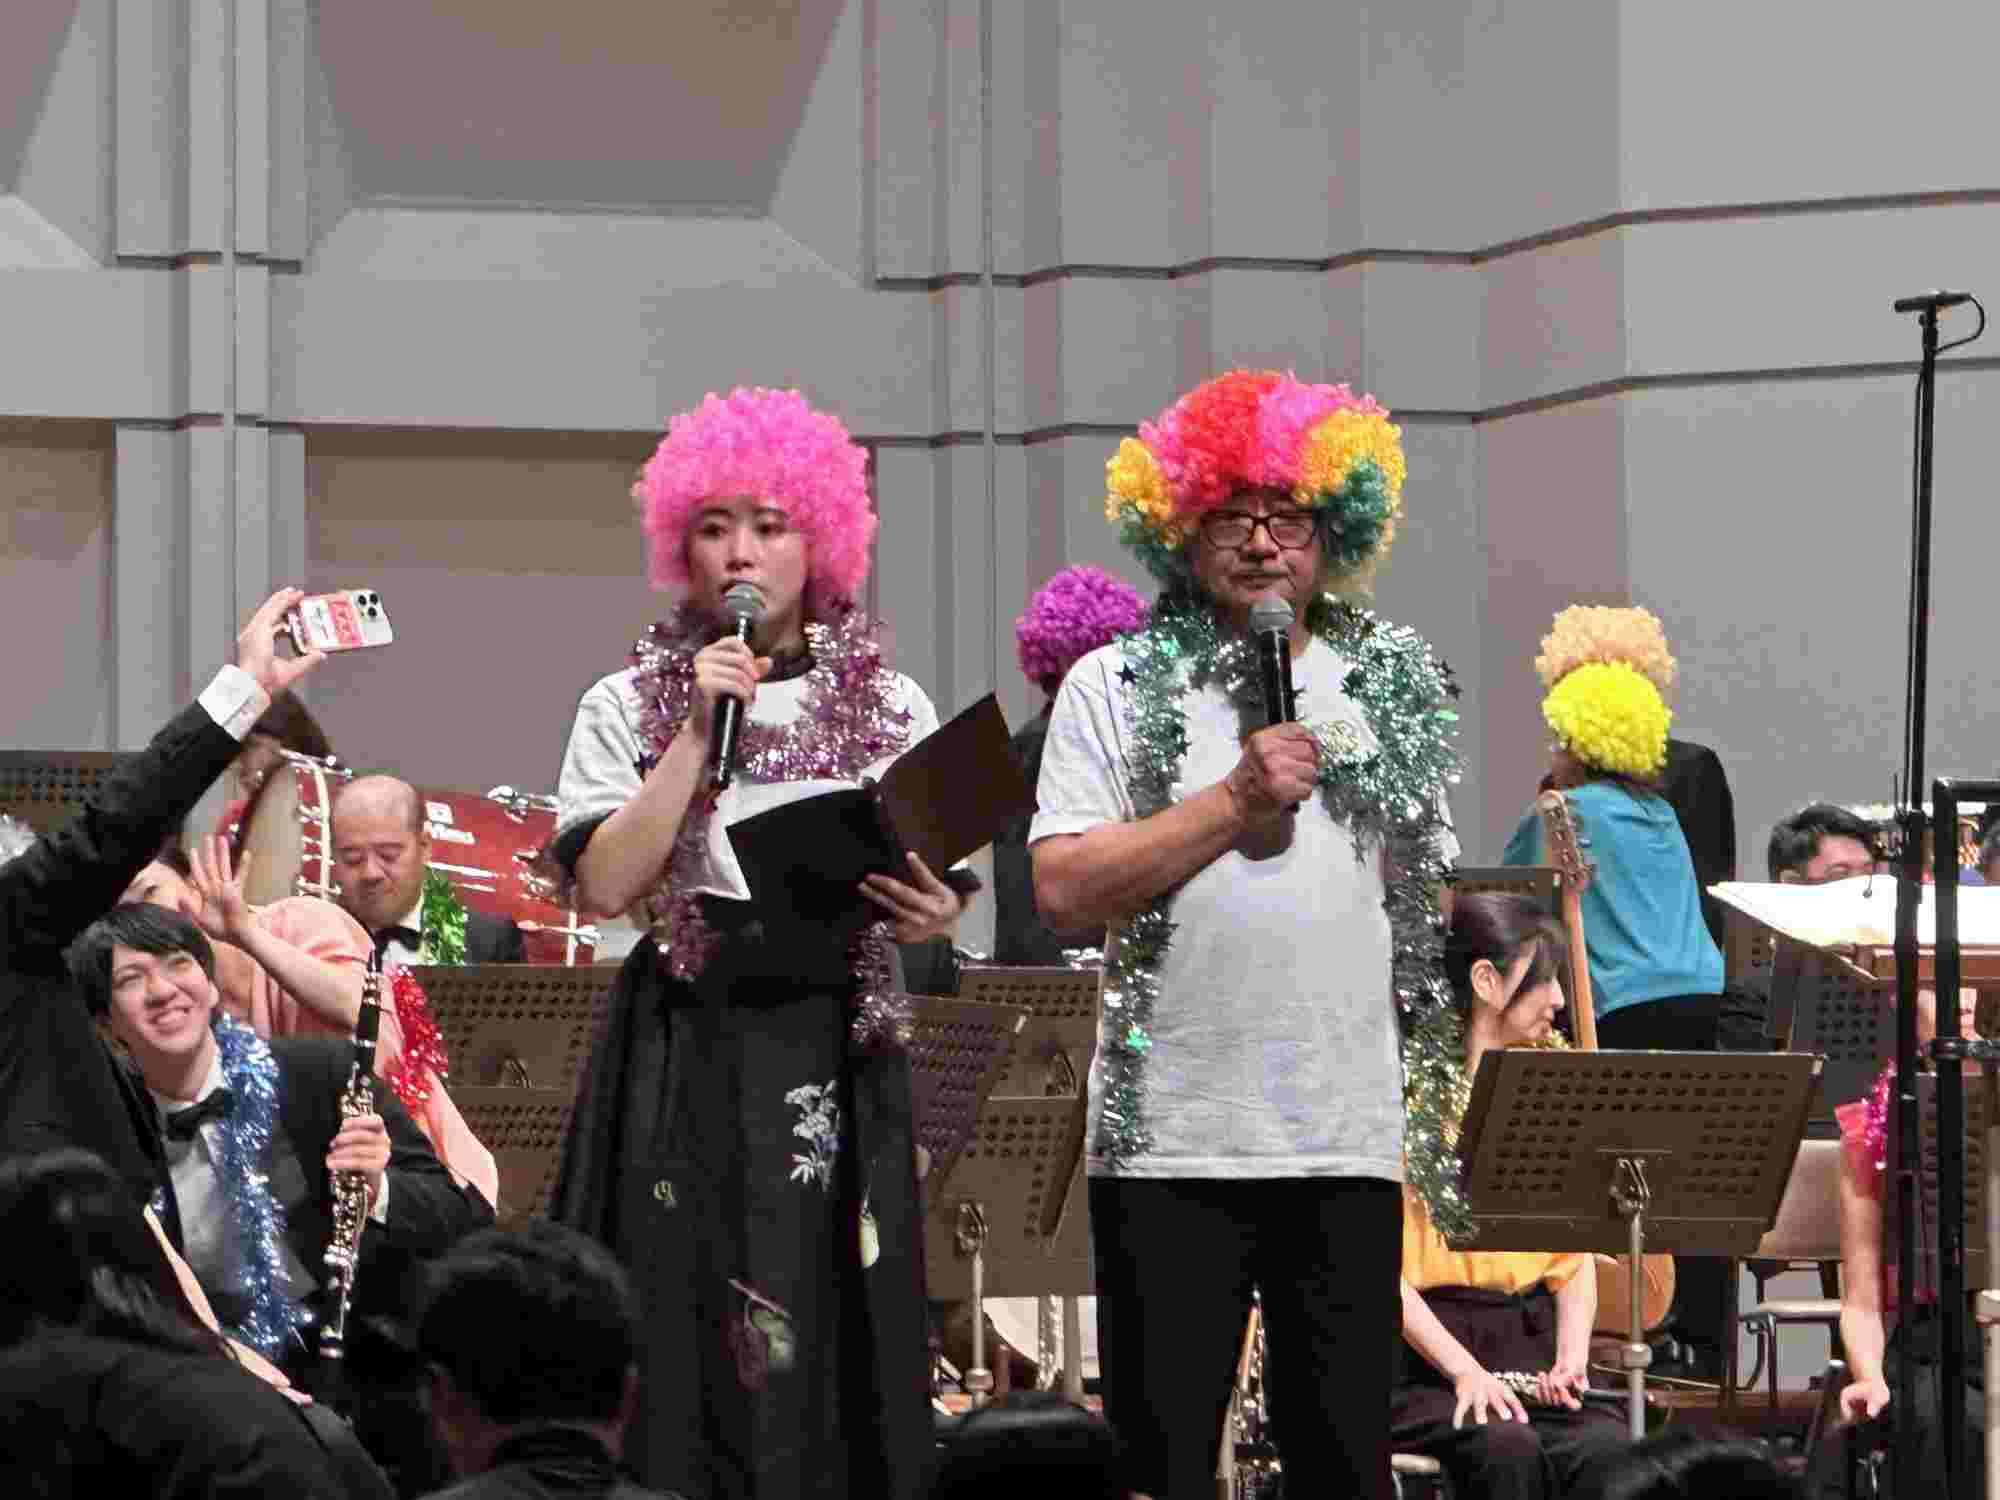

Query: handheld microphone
(1892, 289), (1973, 314)
(1249, 596), (1297, 726)
(709, 582), (764, 790)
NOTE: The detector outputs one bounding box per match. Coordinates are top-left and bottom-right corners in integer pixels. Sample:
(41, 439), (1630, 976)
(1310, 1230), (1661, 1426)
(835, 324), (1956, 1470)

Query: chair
(1721, 1138), (1845, 1415)
(1390, 1451), (1447, 1499)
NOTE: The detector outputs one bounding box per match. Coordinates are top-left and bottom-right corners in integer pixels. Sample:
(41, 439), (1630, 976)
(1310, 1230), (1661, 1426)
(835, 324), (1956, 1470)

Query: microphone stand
(1888, 291), (1985, 1498)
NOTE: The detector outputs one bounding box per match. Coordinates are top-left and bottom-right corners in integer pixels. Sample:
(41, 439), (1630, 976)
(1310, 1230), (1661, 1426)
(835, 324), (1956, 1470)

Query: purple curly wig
(1014, 564), (1149, 690)
(635, 387), (876, 610)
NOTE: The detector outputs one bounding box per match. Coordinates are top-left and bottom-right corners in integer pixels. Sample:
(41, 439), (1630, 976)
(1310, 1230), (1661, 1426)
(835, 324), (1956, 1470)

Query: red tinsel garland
(383, 962), (448, 1112)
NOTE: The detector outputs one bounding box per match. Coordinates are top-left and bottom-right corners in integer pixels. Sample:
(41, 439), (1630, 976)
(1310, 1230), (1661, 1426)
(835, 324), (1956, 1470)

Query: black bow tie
(165, 1089), (234, 1142)
(374, 924), (423, 957)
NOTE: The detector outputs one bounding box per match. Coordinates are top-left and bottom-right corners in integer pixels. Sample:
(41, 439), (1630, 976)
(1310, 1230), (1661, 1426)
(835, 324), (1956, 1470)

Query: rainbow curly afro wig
(1014, 565), (1149, 691)
(634, 387), (875, 612)
(1103, 368), (1407, 593)
(1537, 605), (1677, 778)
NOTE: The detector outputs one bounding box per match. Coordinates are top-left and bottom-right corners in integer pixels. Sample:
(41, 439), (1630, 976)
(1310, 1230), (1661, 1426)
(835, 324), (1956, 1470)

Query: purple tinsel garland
(630, 605), (917, 1048)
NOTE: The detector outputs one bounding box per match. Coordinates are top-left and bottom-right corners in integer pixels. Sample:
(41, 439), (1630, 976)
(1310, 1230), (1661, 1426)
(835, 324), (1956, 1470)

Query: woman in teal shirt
(1500, 606), (1726, 1377)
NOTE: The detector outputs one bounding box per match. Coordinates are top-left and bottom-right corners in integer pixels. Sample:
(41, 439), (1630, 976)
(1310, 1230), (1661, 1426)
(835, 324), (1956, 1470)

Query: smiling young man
(1031, 372), (1460, 1500)
(66, 903), (492, 1382)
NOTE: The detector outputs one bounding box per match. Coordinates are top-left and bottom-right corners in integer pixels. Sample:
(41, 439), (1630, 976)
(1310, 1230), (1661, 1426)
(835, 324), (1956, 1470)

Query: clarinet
(318, 948), (384, 1365)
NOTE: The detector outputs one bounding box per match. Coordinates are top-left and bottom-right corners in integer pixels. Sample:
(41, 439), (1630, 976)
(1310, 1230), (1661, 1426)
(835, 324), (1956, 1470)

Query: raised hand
(235, 588), (324, 697)
(188, 835), (256, 945)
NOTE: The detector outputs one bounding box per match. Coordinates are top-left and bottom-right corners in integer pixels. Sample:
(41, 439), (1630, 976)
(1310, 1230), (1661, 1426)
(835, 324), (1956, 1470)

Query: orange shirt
(1401, 1184), (1587, 1296)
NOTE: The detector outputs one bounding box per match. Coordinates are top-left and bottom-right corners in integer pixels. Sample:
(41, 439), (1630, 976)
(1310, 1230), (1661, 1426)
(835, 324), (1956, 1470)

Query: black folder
(725, 694), (1035, 932)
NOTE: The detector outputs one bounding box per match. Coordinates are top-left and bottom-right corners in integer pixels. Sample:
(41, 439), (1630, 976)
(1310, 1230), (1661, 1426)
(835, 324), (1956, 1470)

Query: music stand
(408, 964), (615, 1221)
(925, 970), (1098, 1405)
(908, 994), (1032, 1200)
(1769, 937), (1896, 1121)
(0, 750), (121, 833)
(958, 964), (1099, 1100)
(1455, 1049), (1821, 1437)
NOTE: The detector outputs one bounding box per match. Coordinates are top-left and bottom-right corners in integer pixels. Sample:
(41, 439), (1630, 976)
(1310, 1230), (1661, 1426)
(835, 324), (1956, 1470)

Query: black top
(426, 1427), (685, 1500)
(0, 701), (242, 1218)
(0, 1330), (395, 1499)
(991, 705), (1069, 966)
(1658, 737), (1737, 950)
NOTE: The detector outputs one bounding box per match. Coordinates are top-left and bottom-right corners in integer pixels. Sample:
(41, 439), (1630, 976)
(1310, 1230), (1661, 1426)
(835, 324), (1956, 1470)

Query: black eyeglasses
(1199, 510), (1318, 550)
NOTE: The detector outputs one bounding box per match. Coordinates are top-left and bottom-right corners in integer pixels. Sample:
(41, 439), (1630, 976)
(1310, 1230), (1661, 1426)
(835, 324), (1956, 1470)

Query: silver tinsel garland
(1097, 593), (1462, 1173)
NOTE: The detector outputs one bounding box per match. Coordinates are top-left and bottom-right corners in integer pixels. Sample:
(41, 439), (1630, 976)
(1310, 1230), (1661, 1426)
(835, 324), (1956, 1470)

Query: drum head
(236, 754), (346, 906)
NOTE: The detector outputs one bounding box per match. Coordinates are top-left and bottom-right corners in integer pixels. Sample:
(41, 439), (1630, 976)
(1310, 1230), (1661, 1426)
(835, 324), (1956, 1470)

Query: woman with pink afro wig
(547, 385), (965, 1500)
(636, 385), (876, 617)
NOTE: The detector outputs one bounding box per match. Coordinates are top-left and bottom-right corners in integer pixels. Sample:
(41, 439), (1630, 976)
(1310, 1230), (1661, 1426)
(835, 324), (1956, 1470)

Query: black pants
(1597, 996), (1730, 1370)
(1390, 1286), (1628, 1500)
(1089, 1175), (1400, 1500)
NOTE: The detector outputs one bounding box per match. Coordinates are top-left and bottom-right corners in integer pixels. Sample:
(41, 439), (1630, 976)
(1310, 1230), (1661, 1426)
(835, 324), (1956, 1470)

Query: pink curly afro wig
(1014, 565), (1149, 689)
(635, 387), (876, 610)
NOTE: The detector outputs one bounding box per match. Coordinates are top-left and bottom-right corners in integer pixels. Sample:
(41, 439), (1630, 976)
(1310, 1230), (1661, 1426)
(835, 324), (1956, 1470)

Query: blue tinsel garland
(152, 1013), (306, 1358)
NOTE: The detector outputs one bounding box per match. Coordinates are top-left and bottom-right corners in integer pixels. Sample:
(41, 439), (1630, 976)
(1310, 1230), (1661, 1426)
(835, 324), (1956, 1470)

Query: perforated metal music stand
(0, 751), (121, 833)
(1455, 1049), (1822, 1437)
(958, 963), (1099, 1100)
(1916, 1072), (1994, 1293)
(908, 993), (1031, 1199)
(1766, 937), (1897, 1119)
(924, 970), (1097, 1405)
(407, 964), (616, 1222)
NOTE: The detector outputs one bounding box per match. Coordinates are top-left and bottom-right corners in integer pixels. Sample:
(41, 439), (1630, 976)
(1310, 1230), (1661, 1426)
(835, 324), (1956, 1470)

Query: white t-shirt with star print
(1030, 634), (1456, 1181)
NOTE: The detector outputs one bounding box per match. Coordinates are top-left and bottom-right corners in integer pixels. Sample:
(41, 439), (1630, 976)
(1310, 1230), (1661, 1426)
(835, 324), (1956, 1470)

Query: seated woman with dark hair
(0, 1149), (392, 1499)
(1394, 892), (1632, 1500)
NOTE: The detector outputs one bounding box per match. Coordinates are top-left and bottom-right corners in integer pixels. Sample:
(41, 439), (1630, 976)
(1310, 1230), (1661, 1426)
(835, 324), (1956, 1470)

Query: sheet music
(1708, 875), (2000, 949)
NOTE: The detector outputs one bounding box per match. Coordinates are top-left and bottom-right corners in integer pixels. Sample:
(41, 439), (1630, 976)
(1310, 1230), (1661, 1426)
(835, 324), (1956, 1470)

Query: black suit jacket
(167, 1037), (493, 1346)
(262, 1037), (494, 1332)
(463, 908), (525, 964)
(1660, 737), (1737, 949)
(0, 703), (240, 1215)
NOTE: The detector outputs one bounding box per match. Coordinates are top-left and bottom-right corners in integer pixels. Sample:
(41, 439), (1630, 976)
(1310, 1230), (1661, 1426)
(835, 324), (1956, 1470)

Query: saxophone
(318, 948), (384, 1362)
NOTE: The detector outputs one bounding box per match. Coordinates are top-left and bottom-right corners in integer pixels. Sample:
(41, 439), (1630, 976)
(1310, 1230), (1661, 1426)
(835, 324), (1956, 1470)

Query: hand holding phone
(286, 590), (394, 654)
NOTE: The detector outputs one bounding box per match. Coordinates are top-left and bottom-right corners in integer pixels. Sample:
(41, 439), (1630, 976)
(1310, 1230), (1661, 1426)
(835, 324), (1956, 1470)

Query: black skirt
(552, 916), (932, 1500)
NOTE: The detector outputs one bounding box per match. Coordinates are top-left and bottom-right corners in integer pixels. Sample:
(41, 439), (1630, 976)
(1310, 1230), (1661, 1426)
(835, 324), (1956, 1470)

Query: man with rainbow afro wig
(1030, 369), (1461, 1500)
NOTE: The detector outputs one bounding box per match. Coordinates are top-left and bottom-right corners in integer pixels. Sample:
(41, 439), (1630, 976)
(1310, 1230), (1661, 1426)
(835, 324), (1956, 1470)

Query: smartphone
(286, 589), (394, 653)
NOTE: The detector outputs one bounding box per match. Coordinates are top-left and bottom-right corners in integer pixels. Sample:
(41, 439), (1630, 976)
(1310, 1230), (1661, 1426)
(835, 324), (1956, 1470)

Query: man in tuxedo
(330, 776), (525, 965)
(68, 903), (492, 1351)
(0, 589), (320, 1223)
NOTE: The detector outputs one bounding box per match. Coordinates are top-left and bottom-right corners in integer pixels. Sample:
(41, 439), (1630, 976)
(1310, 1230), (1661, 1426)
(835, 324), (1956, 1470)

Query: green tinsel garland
(420, 868), (468, 967)
(1402, 1004), (1570, 1244)
(1098, 591), (1463, 1180)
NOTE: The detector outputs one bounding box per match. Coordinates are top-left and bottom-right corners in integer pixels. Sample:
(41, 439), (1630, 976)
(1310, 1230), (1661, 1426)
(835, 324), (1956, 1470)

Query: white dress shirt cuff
(197, 664), (271, 742)
(370, 1172), (391, 1226)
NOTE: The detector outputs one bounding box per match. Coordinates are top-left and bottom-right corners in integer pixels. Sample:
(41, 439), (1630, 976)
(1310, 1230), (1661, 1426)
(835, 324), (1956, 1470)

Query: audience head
(66, 905), (222, 1089)
(0, 1149), (219, 1356)
(120, 843), (203, 924)
(1444, 891), (1569, 1047)
(928, 1392), (1123, 1500)
(1598, 1433), (1799, 1499)
(1767, 803), (1882, 883)
(330, 775), (432, 932)
(416, 1222), (640, 1476)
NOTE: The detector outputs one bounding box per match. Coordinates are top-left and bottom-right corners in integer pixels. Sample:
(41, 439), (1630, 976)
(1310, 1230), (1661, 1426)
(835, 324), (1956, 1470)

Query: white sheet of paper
(1708, 875), (2000, 949)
